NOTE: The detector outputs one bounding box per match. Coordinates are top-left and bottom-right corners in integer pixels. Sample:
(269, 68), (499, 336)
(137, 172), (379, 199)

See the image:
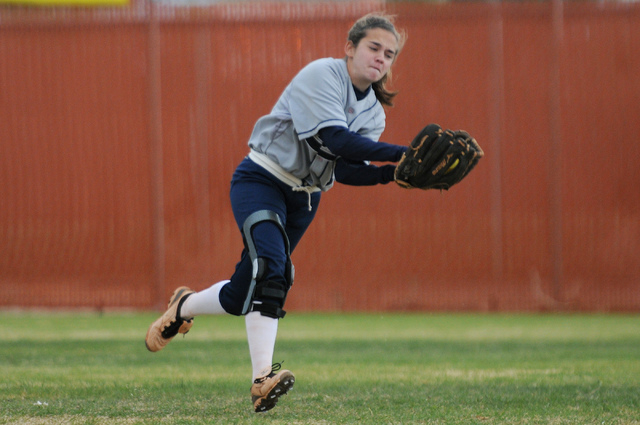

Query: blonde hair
(347, 12), (406, 107)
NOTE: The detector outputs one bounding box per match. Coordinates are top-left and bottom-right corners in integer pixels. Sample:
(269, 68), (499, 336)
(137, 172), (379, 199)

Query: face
(345, 27), (398, 92)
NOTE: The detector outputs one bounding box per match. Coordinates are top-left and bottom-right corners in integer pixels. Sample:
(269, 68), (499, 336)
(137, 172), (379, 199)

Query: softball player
(146, 12), (407, 413)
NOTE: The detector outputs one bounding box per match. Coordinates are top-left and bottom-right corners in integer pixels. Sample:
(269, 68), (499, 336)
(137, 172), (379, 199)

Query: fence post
(148, 1), (166, 310)
(489, 0), (505, 291)
(549, 0), (564, 303)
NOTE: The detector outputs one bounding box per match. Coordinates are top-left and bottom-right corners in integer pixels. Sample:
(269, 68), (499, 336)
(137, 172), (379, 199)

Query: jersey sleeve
(318, 126), (407, 163)
(288, 60), (349, 139)
(335, 159), (397, 186)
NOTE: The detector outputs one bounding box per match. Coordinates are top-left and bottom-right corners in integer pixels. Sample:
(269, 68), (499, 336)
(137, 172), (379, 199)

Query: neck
(345, 58), (370, 92)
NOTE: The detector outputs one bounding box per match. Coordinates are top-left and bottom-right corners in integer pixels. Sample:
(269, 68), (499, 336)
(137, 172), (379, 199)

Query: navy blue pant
(219, 157), (321, 315)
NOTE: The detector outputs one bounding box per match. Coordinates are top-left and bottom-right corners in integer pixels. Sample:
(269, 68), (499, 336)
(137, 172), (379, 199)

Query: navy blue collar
(353, 85), (371, 101)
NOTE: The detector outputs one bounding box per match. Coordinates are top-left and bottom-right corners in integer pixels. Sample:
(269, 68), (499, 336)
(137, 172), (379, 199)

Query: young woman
(146, 12), (407, 413)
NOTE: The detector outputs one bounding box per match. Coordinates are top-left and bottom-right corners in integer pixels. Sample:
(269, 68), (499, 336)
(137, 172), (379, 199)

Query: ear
(344, 40), (356, 58)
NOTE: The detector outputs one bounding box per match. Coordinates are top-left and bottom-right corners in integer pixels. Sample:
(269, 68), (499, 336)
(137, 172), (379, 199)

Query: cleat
(251, 363), (295, 413)
(145, 286), (195, 352)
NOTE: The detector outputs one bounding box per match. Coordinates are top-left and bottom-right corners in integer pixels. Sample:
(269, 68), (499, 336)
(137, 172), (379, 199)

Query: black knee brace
(241, 210), (294, 319)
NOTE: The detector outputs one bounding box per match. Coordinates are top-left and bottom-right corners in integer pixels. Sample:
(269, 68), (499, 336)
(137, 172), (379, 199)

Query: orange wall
(1, 1), (638, 312)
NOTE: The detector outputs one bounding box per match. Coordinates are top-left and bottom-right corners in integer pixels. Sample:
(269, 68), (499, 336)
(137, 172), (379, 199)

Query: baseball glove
(394, 123), (484, 191)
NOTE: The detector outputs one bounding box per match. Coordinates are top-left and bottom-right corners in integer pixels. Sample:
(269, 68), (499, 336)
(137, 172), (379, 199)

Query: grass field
(0, 311), (638, 424)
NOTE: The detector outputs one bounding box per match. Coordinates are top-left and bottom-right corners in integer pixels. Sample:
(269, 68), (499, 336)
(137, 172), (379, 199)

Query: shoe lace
(254, 361), (284, 384)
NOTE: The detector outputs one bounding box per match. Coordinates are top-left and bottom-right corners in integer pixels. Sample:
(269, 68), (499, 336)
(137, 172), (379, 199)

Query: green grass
(0, 312), (639, 424)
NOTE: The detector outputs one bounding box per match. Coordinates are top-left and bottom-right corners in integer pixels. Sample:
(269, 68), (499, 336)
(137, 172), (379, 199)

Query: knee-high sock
(246, 311), (279, 380)
(179, 280), (229, 318)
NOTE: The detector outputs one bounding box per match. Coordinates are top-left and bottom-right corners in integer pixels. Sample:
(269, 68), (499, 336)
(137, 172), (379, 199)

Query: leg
(225, 159), (321, 412)
(239, 210), (291, 384)
(246, 193), (320, 413)
(179, 280), (229, 317)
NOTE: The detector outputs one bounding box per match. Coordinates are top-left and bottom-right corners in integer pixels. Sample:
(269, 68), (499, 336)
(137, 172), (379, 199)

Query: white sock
(246, 311), (279, 380)
(179, 280), (229, 318)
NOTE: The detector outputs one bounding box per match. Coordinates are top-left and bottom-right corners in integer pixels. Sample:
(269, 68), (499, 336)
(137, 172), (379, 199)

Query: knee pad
(241, 210), (294, 318)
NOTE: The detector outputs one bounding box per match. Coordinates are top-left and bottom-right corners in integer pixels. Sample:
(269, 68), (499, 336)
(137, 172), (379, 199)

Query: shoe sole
(254, 371), (295, 413)
(145, 287), (194, 352)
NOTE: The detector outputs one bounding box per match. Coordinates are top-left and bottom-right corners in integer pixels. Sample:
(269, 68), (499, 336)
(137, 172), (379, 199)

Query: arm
(318, 126), (406, 163)
(335, 158), (397, 186)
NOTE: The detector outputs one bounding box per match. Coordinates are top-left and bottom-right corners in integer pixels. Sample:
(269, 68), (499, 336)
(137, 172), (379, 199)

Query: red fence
(1, 1), (638, 312)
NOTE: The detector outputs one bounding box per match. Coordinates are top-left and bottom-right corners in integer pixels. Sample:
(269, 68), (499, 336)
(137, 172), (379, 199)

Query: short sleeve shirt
(248, 57), (386, 186)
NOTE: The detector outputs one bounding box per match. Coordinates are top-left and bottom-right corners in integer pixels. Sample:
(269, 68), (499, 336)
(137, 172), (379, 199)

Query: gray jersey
(248, 57), (385, 191)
